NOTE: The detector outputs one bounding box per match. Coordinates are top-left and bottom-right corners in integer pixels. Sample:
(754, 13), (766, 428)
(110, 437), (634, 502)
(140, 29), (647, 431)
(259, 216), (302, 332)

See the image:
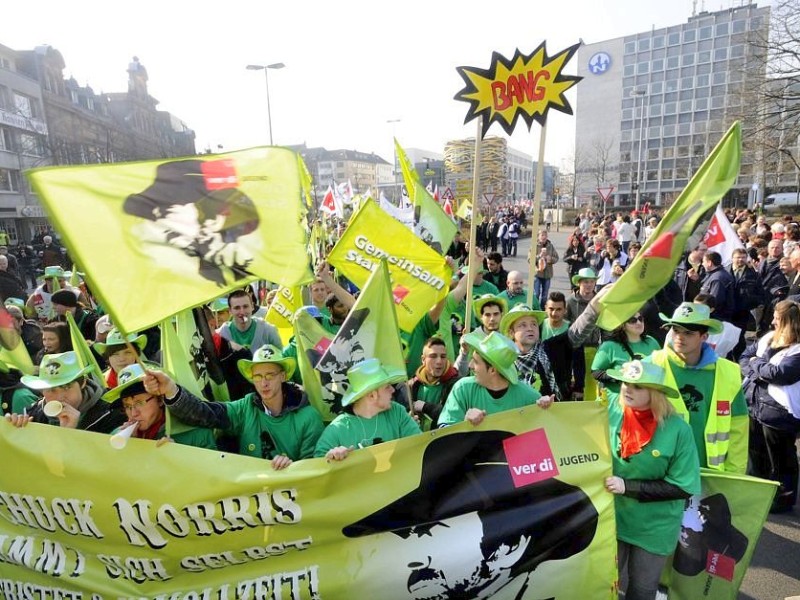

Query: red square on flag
(716, 401), (731, 416)
(706, 550), (736, 581)
(201, 159), (238, 191)
(313, 338), (331, 355)
(392, 285), (410, 304)
(503, 428), (559, 488)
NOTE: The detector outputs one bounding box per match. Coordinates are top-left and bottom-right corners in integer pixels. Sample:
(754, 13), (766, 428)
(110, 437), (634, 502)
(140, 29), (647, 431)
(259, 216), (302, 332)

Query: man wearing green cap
(144, 344), (325, 469)
(13, 351), (125, 433)
(566, 268), (602, 401)
(439, 332), (553, 427)
(314, 358), (420, 461)
(647, 302), (748, 473)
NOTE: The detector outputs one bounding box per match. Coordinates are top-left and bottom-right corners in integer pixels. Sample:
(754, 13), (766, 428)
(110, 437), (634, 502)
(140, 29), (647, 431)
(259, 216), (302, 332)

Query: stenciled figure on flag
(342, 430), (599, 599)
(674, 493), (748, 579)
(413, 204), (443, 254)
(123, 158), (259, 285)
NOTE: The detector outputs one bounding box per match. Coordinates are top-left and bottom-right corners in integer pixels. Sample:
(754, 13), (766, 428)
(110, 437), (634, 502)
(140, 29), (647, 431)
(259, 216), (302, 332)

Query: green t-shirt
(592, 337), (661, 401)
(471, 279), (499, 298)
(228, 320), (257, 347)
(498, 290), (540, 310)
(314, 402), (421, 457)
(438, 376), (541, 425)
(541, 319), (570, 341)
(2, 387), (38, 415)
(321, 317), (341, 336)
(664, 349), (747, 468)
(608, 399), (701, 555)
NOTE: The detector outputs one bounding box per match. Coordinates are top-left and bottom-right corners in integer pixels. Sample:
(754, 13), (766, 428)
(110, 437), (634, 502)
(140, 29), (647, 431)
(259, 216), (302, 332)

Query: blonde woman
(741, 299), (800, 513)
(604, 360), (700, 600)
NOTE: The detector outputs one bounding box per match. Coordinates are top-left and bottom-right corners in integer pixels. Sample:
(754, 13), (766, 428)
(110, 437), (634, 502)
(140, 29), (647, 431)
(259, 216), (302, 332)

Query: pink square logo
(503, 428), (559, 488)
(706, 550), (736, 581)
(392, 285), (410, 304)
(201, 159), (238, 191)
(313, 338), (331, 355)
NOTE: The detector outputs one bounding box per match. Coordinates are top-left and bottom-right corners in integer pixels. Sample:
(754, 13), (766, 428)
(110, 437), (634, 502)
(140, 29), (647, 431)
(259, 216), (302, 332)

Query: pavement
(507, 224), (800, 600)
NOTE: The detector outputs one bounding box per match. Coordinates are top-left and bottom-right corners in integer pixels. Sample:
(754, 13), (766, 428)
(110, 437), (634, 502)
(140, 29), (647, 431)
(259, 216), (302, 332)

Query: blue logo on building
(588, 52), (611, 75)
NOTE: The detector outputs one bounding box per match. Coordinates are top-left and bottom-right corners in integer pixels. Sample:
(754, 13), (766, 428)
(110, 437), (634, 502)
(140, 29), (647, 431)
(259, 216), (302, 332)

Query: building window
(680, 100), (693, 112)
(730, 45), (745, 59)
(638, 38), (651, 52)
(663, 146), (675, 158)
(699, 26), (713, 40)
(668, 32), (681, 46)
(653, 35), (665, 49)
(681, 77), (694, 90)
(652, 58), (664, 72)
(698, 50), (711, 64)
(625, 41), (636, 54)
(684, 29), (697, 43)
(666, 56), (680, 70)
(0, 168), (18, 192)
(0, 128), (11, 151)
(695, 98), (709, 111)
(624, 64), (635, 77)
(716, 23), (729, 36)
(713, 48), (728, 61)
(664, 102), (677, 115)
(712, 72), (727, 85)
(650, 105), (662, 117)
(732, 20), (746, 34)
(650, 81), (663, 94)
(637, 62), (650, 74)
(13, 93), (32, 119)
(648, 148), (660, 160)
(682, 55), (695, 67)
(648, 126), (660, 139)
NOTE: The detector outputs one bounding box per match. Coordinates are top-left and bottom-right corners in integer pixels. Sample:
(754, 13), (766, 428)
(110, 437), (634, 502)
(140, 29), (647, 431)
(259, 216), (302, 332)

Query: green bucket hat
(94, 328), (147, 356)
(463, 331), (520, 384)
(500, 304), (547, 336)
(4, 297), (24, 310)
(340, 358), (407, 407)
(208, 297), (229, 313)
(460, 264), (486, 276)
(571, 267), (599, 287)
(43, 266), (66, 279)
(102, 363), (156, 403)
(473, 294), (508, 319)
(237, 344), (297, 382)
(21, 352), (92, 390)
(659, 302), (723, 335)
(606, 359), (679, 398)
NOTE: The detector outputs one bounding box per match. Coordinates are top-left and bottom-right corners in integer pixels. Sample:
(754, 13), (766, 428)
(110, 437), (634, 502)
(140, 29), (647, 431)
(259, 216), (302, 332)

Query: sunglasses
(626, 315), (644, 324)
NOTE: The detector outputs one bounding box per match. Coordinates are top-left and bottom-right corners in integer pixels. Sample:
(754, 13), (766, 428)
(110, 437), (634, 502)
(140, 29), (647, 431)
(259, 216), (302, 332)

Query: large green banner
(0, 403), (615, 598)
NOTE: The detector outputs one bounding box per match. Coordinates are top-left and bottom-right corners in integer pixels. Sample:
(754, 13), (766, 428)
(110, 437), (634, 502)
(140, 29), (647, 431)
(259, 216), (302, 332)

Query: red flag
(434, 185), (441, 203)
(443, 198), (455, 218)
(704, 204), (744, 266)
(320, 185), (338, 215)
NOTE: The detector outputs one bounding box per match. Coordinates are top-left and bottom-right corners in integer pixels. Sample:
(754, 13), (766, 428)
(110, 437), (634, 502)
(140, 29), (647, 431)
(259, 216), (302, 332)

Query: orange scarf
(619, 405), (657, 459)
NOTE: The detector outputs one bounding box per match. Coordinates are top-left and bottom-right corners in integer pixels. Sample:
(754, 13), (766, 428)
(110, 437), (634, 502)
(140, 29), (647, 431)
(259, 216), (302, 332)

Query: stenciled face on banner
(454, 42), (582, 138)
(123, 159), (260, 286)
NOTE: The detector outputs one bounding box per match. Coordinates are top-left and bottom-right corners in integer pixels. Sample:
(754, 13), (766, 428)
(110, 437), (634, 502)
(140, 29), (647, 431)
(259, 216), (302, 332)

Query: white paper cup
(43, 401), (63, 418)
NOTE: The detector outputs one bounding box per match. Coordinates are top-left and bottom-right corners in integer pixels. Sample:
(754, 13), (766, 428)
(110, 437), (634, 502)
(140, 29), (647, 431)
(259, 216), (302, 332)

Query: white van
(765, 192), (800, 208)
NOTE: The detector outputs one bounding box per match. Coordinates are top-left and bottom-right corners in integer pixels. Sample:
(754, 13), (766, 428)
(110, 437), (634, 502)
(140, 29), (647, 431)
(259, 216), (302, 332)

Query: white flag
(703, 204), (744, 266)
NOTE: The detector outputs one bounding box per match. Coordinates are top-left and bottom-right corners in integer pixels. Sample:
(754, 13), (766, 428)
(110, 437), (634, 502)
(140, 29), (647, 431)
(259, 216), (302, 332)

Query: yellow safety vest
(649, 350), (740, 471)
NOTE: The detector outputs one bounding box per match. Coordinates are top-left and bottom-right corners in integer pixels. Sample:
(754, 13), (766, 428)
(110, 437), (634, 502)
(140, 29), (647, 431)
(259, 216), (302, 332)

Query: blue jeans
(534, 276), (551, 304)
(617, 541), (669, 600)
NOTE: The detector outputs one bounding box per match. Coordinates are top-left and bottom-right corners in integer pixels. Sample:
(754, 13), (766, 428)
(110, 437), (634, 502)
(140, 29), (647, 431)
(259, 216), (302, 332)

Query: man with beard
(408, 337), (461, 429)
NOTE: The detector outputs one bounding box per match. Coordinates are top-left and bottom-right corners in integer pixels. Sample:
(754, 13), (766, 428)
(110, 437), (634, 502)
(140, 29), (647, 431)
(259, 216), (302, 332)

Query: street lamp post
(246, 63), (285, 145)
(630, 88), (647, 212)
(387, 118), (401, 201)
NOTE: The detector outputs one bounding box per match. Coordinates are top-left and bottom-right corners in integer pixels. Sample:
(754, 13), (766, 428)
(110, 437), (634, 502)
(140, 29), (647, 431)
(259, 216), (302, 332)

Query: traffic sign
(442, 187), (455, 200)
(597, 186), (615, 203)
(483, 192), (496, 205)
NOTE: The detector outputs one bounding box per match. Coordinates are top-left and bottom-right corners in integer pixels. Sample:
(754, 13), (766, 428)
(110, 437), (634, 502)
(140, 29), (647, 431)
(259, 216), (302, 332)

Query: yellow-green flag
(597, 122), (741, 330)
(27, 147), (313, 334)
(395, 138), (458, 253)
(293, 309), (335, 421)
(0, 309), (34, 375)
(65, 312), (105, 389)
(314, 259), (406, 415)
(327, 199), (451, 333)
(266, 286), (303, 343)
(456, 198), (474, 220)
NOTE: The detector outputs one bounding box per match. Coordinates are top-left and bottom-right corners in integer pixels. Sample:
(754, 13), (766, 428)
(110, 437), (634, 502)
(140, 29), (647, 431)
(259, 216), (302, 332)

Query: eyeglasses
(252, 371), (283, 383)
(626, 315), (644, 324)
(122, 396), (155, 412)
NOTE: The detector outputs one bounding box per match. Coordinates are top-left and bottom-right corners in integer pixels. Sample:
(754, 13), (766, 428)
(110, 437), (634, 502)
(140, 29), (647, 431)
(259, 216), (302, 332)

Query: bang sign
(455, 42), (582, 138)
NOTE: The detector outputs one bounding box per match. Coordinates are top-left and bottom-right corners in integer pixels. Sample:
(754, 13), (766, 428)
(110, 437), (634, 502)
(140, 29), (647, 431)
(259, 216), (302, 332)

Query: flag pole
(462, 118), (483, 335)
(527, 123), (547, 308)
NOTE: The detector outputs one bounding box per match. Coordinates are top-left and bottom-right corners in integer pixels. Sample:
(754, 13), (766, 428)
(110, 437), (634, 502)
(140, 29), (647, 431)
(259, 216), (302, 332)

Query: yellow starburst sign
(455, 42), (582, 137)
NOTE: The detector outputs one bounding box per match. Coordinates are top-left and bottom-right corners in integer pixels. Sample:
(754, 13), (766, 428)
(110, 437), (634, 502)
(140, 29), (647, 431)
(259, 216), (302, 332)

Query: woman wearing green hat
(592, 310), (660, 404)
(8, 351), (125, 434)
(142, 344), (325, 469)
(314, 359), (421, 461)
(603, 360), (700, 600)
(103, 364), (216, 449)
(94, 328), (152, 388)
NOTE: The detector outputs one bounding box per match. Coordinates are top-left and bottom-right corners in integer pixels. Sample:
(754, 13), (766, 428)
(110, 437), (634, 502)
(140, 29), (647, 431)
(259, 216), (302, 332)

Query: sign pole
(527, 123), (547, 308)
(463, 118), (483, 335)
